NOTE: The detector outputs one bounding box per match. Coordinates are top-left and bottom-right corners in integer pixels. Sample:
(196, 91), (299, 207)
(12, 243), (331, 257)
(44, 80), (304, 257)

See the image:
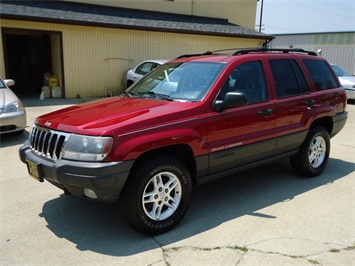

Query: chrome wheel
(118, 156), (192, 235)
(142, 171), (182, 221)
(308, 136), (326, 168)
(290, 126), (330, 177)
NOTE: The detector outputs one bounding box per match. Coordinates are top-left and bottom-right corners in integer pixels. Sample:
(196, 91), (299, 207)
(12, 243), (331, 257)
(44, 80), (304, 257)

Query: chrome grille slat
(33, 127), (40, 150)
(29, 125), (71, 161)
(38, 130), (45, 154)
(46, 133), (54, 157)
(42, 131), (51, 156)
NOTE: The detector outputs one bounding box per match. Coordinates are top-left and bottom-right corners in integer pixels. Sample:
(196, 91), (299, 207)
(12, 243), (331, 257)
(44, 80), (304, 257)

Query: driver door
(206, 60), (276, 174)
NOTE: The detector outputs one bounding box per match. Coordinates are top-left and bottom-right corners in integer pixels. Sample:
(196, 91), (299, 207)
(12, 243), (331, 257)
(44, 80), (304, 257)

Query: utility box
(48, 76), (59, 87)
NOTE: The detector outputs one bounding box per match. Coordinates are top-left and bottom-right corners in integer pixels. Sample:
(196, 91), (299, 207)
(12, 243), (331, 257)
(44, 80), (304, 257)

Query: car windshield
(331, 65), (350, 77)
(0, 79), (6, 89)
(126, 62), (225, 102)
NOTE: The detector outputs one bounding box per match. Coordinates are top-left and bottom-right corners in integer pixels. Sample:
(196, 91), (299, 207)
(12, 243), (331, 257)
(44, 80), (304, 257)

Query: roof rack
(230, 48), (317, 56)
(176, 47), (318, 59)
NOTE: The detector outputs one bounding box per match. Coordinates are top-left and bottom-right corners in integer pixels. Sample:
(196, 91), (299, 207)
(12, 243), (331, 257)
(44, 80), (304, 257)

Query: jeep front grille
(29, 125), (71, 160)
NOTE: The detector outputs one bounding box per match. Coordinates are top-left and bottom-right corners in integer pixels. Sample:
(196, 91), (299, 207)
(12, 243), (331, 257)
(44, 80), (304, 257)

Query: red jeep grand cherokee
(19, 48), (347, 235)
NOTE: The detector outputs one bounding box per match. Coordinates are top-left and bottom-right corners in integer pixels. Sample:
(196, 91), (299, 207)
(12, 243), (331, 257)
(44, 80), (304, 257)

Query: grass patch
(308, 259), (320, 264)
(229, 245), (248, 252)
(344, 244), (355, 251)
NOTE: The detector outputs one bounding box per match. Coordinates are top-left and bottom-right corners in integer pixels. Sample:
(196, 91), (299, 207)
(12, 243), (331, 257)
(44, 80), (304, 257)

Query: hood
(338, 76), (355, 90)
(36, 96), (195, 135)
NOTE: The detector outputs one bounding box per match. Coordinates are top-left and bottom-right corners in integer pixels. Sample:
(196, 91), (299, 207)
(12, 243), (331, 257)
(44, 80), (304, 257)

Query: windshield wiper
(138, 91), (173, 101)
(123, 90), (132, 98)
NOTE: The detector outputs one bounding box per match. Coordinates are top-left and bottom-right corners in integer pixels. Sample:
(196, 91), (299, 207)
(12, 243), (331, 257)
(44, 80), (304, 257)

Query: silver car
(123, 60), (168, 88)
(331, 64), (355, 100)
(0, 78), (26, 134)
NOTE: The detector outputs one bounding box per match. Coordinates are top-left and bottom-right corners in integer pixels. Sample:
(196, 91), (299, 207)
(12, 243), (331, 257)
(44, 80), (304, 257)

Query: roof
(272, 31), (355, 36)
(0, 1), (273, 41)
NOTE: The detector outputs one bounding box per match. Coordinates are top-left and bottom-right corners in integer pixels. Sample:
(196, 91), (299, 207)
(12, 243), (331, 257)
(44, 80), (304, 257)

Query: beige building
(270, 32), (355, 75)
(0, 0), (273, 98)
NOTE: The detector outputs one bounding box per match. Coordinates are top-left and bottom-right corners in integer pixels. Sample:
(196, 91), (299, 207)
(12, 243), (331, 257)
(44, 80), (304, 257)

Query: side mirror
(214, 91), (247, 112)
(4, 79), (15, 87)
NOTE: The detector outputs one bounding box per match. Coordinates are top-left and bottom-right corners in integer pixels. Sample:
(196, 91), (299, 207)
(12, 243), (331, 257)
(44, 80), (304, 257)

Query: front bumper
(19, 141), (133, 203)
(345, 89), (355, 100)
(0, 110), (26, 134)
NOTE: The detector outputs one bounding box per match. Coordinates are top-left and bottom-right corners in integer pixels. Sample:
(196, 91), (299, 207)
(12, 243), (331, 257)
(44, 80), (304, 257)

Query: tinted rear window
(302, 60), (339, 91)
(269, 59), (309, 98)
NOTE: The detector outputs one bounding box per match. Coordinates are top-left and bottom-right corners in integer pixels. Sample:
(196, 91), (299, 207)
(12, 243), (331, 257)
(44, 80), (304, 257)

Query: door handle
(304, 100), (316, 107)
(258, 109), (273, 117)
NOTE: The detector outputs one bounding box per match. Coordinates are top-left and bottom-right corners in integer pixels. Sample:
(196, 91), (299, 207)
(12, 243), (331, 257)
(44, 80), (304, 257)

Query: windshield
(0, 79), (6, 89)
(127, 62), (225, 102)
(331, 64), (350, 77)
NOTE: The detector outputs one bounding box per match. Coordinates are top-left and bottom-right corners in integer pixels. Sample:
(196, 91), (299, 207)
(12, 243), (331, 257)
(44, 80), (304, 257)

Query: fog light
(84, 188), (97, 199)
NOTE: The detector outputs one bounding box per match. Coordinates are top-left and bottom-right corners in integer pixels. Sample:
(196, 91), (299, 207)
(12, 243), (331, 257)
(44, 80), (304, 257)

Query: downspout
(191, 0), (194, 16)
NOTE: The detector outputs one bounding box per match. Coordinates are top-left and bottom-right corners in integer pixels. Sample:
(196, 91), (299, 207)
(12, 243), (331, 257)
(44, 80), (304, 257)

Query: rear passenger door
(207, 60), (276, 174)
(269, 58), (317, 155)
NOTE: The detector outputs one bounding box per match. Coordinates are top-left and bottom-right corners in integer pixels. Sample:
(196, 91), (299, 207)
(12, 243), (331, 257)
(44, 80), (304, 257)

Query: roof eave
(1, 14), (274, 41)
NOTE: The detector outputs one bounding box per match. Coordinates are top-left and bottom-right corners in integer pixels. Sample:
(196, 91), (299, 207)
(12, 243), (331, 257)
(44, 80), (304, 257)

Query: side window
(269, 59), (309, 98)
(290, 60), (309, 93)
(217, 61), (268, 104)
(152, 63), (160, 71)
(136, 62), (154, 75)
(302, 59), (339, 91)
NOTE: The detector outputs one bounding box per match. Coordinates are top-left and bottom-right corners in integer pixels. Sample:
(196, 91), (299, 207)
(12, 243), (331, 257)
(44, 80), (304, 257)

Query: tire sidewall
(301, 126), (330, 176)
(123, 157), (192, 235)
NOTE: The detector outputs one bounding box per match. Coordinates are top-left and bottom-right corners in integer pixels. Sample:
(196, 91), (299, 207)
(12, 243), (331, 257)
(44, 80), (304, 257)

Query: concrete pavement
(1, 98), (354, 265)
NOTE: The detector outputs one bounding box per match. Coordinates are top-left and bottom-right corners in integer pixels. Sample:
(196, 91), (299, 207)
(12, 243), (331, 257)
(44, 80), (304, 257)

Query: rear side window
(302, 60), (339, 91)
(136, 62), (155, 75)
(269, 59), (309, 98)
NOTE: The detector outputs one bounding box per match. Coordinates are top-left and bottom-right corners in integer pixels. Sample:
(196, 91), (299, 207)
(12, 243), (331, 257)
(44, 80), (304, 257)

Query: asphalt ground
(1, 98), (354, 265)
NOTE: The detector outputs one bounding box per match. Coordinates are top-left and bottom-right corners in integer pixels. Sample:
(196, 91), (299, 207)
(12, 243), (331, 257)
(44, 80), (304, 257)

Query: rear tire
(290, 126), (330, 177)
(118, 157), (192, 235)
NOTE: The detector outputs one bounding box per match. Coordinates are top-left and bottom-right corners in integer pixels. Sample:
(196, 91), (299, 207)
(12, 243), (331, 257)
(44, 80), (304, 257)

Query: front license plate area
(26, 160), (44, 182)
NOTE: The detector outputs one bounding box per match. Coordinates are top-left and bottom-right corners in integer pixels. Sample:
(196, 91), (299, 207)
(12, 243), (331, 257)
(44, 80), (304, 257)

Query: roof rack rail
(176, 51), (213, 59)
(231, 48), (317, 56)
(175, 47), (261, 59)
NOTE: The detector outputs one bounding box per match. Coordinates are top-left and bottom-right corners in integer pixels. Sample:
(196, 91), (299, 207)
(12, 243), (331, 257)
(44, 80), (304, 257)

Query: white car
(124, 60), (168, 88)
(331, 64), (355, 100)
(0, 78), (26, 134)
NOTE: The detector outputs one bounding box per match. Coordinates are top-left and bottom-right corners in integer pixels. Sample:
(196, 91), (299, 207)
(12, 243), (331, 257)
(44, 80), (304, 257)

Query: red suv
(19, 48), (348, 235)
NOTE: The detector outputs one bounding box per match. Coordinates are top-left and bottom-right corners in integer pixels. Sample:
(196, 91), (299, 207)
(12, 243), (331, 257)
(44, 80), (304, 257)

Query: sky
(255, 0), (355, 34)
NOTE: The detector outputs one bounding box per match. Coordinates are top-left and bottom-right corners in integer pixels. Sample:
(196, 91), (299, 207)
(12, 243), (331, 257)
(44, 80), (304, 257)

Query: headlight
(4, 101), (25, 113)
(62, 135), (113, 162)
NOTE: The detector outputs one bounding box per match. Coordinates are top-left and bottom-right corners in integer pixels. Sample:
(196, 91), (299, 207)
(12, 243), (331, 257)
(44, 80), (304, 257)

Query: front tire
(290, 126), (330, 177)
(118, 157), (192, 235)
